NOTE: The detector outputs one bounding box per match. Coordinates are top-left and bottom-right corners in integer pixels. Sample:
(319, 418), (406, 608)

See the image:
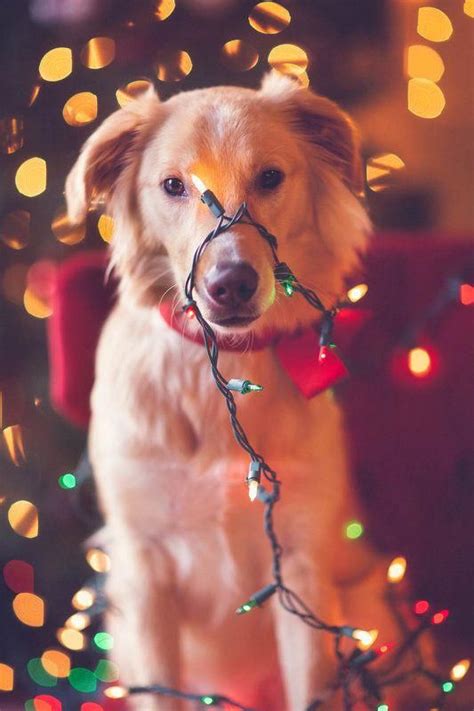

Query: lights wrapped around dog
(235, 583), (278, 615)
(191, 173), (225, 218)
(227, 379), (263, 395)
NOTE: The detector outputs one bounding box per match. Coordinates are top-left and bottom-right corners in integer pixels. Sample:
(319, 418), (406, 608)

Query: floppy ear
(260, 72), (363, 194)
(65, 87), (161, 224)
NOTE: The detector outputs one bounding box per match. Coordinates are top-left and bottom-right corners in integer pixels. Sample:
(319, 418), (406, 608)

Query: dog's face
(66, 73), (370, 335)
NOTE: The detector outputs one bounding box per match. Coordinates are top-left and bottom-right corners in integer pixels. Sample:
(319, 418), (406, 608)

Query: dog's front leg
(105, 531), (184, 711)
(273, 554), (342, 711)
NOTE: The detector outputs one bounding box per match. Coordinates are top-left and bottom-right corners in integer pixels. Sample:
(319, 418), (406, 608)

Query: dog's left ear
(260, 72), (363, 194)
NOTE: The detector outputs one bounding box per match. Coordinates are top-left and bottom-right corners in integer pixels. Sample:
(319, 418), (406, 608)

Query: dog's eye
(259, 169), (284, 190)
(163, 177), (186, 197)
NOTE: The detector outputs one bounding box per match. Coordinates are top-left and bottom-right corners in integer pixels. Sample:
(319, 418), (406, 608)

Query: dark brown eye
(163, 177), (186, 197)
(259, 169), (284, 190)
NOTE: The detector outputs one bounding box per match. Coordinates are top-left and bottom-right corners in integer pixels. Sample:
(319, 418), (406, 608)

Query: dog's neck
(158, 301), (348, 397)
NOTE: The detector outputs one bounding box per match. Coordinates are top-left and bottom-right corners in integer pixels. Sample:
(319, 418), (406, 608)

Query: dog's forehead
(148, 88), (294, 171)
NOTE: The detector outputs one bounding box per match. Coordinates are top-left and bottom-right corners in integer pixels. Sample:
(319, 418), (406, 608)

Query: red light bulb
(431, 609), (450, 625)
(414, 600), (430, 615)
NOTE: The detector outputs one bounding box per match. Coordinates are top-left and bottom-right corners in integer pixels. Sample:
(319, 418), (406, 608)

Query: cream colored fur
(66, 74), (415, 711)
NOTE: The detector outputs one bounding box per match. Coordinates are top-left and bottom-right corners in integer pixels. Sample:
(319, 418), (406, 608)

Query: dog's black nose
(204, 261), (258, 307)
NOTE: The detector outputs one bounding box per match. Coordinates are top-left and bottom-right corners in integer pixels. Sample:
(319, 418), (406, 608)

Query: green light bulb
(283, 276), (296, 296)
(58, 472), (77, 489)
(235, 599), (257, 615)
(377, 704), (389, 711)
(200, 696), (215, 705)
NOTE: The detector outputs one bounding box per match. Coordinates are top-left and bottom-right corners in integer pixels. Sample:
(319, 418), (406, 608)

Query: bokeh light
(80, 37), (116, 69)
(13, 592), (45, 626)
(249, 2), (291, 35)
(15, 157), (47, 197)
(26, 694), (62, 711)
(2, 263), (29, 304)
(268, 44), (308, 75)
(465, 0), (474, 17)
(94, 659), (119, 682)
(24, 287), (53, 319)
(0, 663), (14, 691)
(86, 548), (111, 573)
(387, 556), (407, 583)
(8, 499), (38, 537)
(27, 658), (57, 687)
(116, 80), (152, 108)
(460, 283), (474, 305)
(450, 659), (471, 681)
(3, 559), (34, 593)
(156, 50), (193, 81)
(0, 209), (31, 250)
(58, 472), (77, 489)
(51, 208), (86, 246)
(408, 78), (445, 119)
(81, 704), (104, 711)
(154, 0), (176, 21)
(406, 45), (445, 82)
(366, 153), (405, 192)
(93, 631), (114, 651)
(0, 116), (24, 154)
(63, 92), (98, 127)
(65, 612), (91, 630)
(72, 587), (96, 610)
(104, 686), (128, 699)
(344, 520), (364, 540)
(56, 627), (86, 651)
(38, 48), (72, 82)
(221, 40), (259, 72)
(414, 599), (430, 615)
(408, 347), (432, 377)
(41, 650), (71, 678)
(417, 7), (453, 42)
(68, 667), (97, 693)
(97, 214), (115, 243)
(3, 424), (26, 466)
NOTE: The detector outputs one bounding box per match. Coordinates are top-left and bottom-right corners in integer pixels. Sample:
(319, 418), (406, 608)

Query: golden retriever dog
(65, 73), (406, 710)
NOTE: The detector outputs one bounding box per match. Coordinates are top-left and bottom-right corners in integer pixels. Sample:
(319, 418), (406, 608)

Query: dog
(66, 73), (410, 710)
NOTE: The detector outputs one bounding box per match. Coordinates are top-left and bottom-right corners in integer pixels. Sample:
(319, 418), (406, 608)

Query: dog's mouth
(210, 314), (260, 329)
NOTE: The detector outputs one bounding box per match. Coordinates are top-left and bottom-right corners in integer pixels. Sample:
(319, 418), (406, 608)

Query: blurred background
(0, 1), (473, 709)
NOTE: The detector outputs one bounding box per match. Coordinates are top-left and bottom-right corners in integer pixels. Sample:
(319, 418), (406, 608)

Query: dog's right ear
(65, 87), (160, 224)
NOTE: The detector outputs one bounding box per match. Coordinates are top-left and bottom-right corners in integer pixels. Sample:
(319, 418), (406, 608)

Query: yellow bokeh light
(8, 499), (38, 538)
(408, 78), (445, 119)
(86, 548), (111, 573)
(57, 627), (86, 651)
(72, 587), (96, 610)
(450, 658), (471, 681)
(104, 685), (129, 699)
(2, 424), (26, 466)
(387, 556), (407, 583)
(156, 50), (193, 82)
(155, 0), (176, 20)
(63, 92), (98, 127)
(366, 153), (405, 192)
(221, 40), (259, 72)
(408, 347), (432, 376)
(116, 80), (152, 108)
(51, 208), (86, 246)
(0, 663), (14, 691)
(98, 214), (115, 243)
(2, 264), (29, 305)
(39, 47), (72, 82)
(249, 2), (291, 34)
(81, 37), (116, 69)
(15, 157), (47, 197)
(65, 612), (91, 630)
(41, 650), (71, 678)
(13, 592), (45, 627)
(0, 210), (30, 250)
(465, 0), (474, 17)
(24, 287), (52, 319)
(347, 283), (368, 303)
(417, 7), (453, 42)
(406, 45), (444, 82)
(268, 44), (308, 75)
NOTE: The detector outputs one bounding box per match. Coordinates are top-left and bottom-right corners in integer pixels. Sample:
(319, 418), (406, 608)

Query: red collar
(158, 302), (360, 398)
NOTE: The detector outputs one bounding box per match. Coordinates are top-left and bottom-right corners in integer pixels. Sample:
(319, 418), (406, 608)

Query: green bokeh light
(27, 658), (57, 687)
(94, 659), (119, 682)
(93, 631), (114, 651)
(68, 667), (97, 693)
(442, 681), (455, 693)
(344, 520), (365, 540)
(58, 472), (77, 489)
(377, 704), (389, 711)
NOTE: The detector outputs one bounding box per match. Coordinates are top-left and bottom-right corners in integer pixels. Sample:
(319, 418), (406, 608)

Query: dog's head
(66, 73), (370, 335)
